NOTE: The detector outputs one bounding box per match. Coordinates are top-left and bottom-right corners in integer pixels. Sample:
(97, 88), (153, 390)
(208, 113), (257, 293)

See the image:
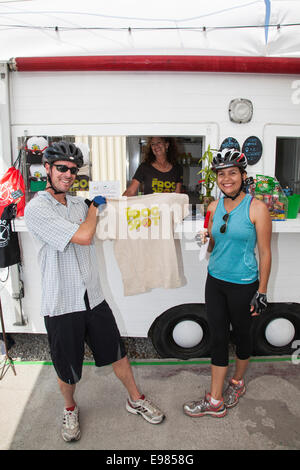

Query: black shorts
(44, 295), (126, 384)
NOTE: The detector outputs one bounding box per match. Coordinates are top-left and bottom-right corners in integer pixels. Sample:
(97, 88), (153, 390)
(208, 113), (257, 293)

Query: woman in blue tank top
(184, 149), (272, 419)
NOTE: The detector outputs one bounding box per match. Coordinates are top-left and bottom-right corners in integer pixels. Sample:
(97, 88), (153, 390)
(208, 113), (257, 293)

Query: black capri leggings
(205, 273), (259, 367)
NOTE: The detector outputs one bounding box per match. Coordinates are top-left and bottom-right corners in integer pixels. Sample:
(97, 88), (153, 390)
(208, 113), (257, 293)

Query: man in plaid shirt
(25, 141), (165, 442)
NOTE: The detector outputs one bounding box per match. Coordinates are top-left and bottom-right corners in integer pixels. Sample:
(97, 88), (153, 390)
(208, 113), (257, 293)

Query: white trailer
(0, 1), (300, 359)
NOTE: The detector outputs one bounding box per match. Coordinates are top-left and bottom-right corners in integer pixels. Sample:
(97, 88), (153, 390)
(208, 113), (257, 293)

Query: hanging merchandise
(25, 136), (48, 163)
(254, 175), (288, 221)
(25, 136), (49, 192)
(0, 203), (21, 268)
(29, 163), (47, 192)
(0, 151), (26, 218)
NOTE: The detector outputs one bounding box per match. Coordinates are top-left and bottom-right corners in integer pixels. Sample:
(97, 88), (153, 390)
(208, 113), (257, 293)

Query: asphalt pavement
(0, 356), (299, 451)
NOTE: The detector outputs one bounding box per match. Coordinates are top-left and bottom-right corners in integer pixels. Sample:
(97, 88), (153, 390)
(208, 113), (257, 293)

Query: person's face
(150, 137), (169, 159)
(46, 160), (78, 193)
(216, 166), (245, 196)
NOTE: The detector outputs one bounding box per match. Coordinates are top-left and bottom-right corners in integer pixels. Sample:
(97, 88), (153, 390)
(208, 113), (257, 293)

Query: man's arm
(71, 196), (107, 246)
(70, 203), (98, 245)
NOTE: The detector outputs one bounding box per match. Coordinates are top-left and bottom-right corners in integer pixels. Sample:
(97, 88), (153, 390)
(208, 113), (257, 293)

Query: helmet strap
(46, 167), (65, 195)
(222, 182), (245, 200)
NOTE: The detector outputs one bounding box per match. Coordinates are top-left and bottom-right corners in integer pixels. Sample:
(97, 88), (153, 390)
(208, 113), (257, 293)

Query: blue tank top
(208, 194), (258, 284)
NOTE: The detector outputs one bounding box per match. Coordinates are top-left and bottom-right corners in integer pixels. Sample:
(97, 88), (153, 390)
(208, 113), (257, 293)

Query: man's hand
(85, 196), (106, 211)
(93, 195), (106, 208)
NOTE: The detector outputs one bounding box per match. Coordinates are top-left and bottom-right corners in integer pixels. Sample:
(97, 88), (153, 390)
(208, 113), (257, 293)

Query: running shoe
(183, 393), (227, 418)
(126, 395), (165, 424)
(223, 379), (246, 408)
(61, 406), (81, 442)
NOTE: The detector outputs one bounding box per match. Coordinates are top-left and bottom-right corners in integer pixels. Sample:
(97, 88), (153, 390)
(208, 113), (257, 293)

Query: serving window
(19, 134), (204, 204)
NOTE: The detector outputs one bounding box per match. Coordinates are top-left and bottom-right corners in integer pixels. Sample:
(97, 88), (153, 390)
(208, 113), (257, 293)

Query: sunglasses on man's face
(220, 213), (229, 233)
(52, 164), (79, 175)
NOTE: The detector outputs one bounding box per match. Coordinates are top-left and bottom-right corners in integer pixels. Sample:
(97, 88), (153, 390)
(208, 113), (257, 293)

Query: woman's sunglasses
(220, 213), (229, 233)
(52, 164), (79, 175)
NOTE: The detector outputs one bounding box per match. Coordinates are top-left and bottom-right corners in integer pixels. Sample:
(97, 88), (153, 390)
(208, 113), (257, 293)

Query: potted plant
(197, 144), (217, 211)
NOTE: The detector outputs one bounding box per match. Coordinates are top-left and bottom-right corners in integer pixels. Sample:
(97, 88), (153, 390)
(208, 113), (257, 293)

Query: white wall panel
(9, 70), (300, 178)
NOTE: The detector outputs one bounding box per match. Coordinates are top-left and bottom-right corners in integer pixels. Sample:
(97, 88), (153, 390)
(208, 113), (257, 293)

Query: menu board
(242, 136), (263, 165)
(220, 137), (240, 152)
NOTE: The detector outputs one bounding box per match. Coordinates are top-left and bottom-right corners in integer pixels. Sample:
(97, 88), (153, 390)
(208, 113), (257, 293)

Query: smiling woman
(183, 147), (272, 418)
(216, 166), (246, 201)
(123, 136), (183, 196)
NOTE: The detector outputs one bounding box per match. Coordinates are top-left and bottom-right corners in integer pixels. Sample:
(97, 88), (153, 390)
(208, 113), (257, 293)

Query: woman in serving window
(123, 137), (183, 196)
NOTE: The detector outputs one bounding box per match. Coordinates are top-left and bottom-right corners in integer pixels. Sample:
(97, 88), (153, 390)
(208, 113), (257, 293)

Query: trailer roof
(0, 0), (300, 61)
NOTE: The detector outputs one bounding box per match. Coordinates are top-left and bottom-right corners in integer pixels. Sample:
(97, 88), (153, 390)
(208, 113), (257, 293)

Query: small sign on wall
(220, 137), (240, 152)
(242, 136), (263, 165)
(89, 180), (121, 199)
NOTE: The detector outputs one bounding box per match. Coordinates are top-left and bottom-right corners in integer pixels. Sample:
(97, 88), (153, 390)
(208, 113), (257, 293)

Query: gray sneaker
(223, 379), (246, 408)
(183, 393), (227, 418)
(126, 394), (165, 424)
(61, 406), (81, 442)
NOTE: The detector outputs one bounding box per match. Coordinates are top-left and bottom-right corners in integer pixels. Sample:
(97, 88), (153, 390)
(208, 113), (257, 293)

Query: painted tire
(148, 304), (211, 359)
(251, 303), (300, 356)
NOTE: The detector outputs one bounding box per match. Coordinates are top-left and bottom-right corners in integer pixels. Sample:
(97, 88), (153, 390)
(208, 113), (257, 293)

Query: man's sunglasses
(52, 164), (79, 175)
(220, 213), (229, 233)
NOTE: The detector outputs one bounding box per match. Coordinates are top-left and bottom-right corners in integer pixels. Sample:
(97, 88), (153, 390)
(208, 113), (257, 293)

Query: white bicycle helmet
(212, 148), (247, 172)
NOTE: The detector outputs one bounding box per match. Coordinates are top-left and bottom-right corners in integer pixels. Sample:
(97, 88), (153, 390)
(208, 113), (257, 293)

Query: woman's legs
(227, 279), (258, 381)
(232, 357), (250, 382)
(211, 365), (228, 401)
(205, 275), (231, 400)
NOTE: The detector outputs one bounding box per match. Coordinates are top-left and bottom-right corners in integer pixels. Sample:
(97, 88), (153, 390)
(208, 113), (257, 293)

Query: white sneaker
(126, 395), (165, 424)
(61, 406), (81, 442)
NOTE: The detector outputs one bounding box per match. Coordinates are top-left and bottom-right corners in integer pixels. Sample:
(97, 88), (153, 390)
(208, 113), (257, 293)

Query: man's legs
(57, 377), (77, 408)
(112, 355), (141, 401)
(56, 378), (81, 442)
(113, 355), (165, 424)
(56, 355), (141, 404)
(44, 312), (84, 442)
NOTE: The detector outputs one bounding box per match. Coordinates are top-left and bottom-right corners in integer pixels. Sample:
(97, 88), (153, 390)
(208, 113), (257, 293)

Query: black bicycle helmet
(212, 148), (247, 172)
(42, 141), (84, 168)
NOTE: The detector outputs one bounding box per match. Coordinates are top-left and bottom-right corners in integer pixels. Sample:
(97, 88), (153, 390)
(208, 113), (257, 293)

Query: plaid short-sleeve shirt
(24, 191), (104, 317)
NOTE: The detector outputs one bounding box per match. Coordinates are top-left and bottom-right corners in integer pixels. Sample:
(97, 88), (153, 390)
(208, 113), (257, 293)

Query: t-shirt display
(96, 193), (189, 295)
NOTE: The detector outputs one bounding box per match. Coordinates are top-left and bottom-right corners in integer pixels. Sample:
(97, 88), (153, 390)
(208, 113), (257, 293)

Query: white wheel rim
(172, 320), (203, 348)
(265, 318), (295, 347)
